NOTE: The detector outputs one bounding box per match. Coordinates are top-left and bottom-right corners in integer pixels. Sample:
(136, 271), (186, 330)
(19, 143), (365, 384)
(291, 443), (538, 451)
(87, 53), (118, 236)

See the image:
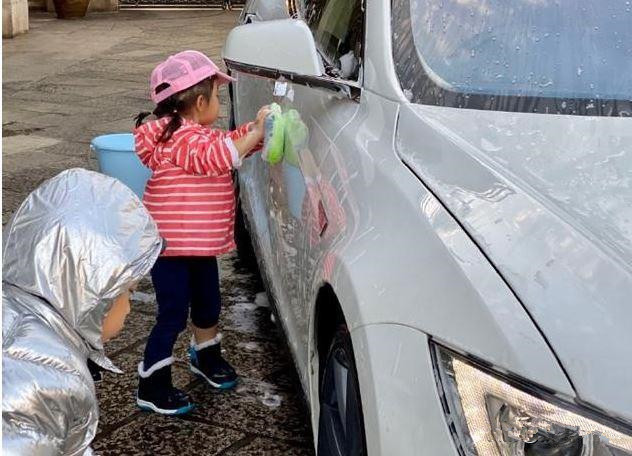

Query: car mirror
(223, 19), (323, 77)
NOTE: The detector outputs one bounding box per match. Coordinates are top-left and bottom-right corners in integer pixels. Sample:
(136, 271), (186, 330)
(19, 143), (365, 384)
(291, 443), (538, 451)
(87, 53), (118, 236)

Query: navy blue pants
(143, 257), (222, 369)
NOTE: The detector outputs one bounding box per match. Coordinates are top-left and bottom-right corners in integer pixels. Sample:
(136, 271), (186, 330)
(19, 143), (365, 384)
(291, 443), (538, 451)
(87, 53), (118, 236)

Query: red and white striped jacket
(134, 117), (256, 257)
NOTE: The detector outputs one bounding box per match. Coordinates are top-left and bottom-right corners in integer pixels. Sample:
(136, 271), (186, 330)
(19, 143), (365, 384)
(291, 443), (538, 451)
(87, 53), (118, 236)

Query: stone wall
(3, 0), (29, 38)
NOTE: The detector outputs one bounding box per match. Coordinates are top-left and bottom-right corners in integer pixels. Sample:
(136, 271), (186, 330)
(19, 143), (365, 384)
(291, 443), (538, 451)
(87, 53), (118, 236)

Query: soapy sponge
(261, 103), (285, 164)
(283, 109), (308, 167)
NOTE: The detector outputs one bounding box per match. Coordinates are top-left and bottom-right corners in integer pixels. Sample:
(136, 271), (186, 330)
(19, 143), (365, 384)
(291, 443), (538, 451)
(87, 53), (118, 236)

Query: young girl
(134, 50), (269, 415)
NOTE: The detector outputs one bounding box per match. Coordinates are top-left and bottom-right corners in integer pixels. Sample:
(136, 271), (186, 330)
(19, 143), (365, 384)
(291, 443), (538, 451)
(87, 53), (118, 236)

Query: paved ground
(3, 10), (314, 455)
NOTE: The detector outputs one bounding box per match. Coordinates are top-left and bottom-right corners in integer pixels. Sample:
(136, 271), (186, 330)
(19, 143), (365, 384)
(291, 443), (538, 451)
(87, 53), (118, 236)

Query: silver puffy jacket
(2, 168), (162, 455)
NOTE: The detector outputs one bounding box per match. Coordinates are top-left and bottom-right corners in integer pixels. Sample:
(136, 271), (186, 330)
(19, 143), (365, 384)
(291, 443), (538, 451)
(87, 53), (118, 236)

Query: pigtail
(152, 97), (179, 143)
(134, 97), (182, 142)
(134, 111), (152, 128)
(158, 115), (182, 143)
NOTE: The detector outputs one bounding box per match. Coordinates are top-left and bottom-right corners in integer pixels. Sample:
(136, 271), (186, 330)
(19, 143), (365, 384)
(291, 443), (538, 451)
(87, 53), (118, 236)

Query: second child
(134, 50), (269, 415)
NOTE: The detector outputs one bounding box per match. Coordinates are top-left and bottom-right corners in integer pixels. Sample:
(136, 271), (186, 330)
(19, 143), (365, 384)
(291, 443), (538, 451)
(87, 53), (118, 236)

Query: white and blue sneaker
(137, 358), (195, 415)
(188, 334), (238, 390)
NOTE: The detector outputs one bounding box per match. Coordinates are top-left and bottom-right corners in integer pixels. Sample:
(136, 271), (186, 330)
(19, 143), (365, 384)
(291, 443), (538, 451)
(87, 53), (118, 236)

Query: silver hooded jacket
(2, 168), (162, 455)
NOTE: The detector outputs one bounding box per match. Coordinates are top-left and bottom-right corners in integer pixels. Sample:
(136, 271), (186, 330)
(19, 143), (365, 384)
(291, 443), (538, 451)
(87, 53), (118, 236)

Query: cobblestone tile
(228, 437), (314, 456)
(92, 413), (244, 456)
(187, 377), (312, 444)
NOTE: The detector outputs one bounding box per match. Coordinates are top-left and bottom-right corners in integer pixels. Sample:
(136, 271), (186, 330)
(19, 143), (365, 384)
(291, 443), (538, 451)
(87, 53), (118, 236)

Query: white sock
(137, 357), (175, 378)
(191, 332), (222, 351)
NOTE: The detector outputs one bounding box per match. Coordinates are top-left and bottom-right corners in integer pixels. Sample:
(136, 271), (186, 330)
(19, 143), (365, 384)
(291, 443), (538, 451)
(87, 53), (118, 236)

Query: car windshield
(397, 0), (632, 101)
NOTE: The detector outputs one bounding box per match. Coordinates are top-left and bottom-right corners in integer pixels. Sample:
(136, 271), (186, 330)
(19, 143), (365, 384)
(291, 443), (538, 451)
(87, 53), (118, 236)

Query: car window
(302, 0), (363, 80)
(392, 0), (632, 116)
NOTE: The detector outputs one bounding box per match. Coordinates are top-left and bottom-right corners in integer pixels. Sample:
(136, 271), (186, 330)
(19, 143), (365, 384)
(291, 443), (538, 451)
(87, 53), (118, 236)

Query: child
(2, 168), (163, 455)
(133, 50), (269, 415)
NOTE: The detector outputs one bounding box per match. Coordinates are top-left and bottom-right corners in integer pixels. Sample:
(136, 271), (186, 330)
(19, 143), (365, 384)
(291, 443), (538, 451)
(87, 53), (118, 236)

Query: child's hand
(251, 105), (272, 141)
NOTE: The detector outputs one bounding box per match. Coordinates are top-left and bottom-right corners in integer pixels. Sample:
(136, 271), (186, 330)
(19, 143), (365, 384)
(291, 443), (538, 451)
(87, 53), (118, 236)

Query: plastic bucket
(91, 134), (151, 198)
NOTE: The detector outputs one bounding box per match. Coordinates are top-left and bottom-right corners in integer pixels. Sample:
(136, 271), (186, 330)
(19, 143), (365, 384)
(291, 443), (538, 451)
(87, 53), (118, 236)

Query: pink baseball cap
(149, 50), (236, 104)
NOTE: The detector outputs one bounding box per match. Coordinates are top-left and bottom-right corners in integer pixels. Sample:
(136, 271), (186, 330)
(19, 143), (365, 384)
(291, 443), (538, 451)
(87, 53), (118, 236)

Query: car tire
(317, 327), (368, 456)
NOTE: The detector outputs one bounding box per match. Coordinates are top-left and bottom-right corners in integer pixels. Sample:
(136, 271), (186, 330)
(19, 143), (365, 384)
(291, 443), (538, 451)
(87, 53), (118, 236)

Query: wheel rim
(319, 346), (365, 456)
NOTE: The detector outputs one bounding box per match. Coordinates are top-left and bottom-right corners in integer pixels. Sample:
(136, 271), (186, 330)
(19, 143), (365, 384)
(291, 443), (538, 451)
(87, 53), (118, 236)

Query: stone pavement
(3, 10), (314, 455)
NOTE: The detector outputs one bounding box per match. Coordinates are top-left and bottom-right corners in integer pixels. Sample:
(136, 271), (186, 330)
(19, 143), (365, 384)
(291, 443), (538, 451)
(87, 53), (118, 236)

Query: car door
(265, 0), (364, 373)
(230, 0), (364, 380)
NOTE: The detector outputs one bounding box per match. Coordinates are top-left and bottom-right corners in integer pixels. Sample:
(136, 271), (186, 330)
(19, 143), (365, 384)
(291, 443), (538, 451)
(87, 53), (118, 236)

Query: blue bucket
(91, 133), (151, 198)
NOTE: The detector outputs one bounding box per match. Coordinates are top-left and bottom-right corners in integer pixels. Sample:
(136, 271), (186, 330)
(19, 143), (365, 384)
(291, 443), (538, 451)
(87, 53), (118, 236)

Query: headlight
(432, 344), (632, 455)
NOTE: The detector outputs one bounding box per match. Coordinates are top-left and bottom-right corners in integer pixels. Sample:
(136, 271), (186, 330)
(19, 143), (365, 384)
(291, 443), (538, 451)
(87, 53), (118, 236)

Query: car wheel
(317, 327), (368, 456)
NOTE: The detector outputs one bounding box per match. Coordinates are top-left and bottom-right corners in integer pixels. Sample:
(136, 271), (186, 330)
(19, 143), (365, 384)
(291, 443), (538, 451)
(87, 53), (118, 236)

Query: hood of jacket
(2, 168), (162, 353)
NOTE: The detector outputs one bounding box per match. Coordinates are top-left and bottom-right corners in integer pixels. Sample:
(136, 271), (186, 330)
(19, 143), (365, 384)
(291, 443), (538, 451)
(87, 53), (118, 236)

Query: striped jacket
(134, 117), (255, 257)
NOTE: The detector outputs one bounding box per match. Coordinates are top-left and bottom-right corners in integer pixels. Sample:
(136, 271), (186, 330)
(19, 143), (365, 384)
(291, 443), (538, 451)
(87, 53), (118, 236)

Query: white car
(223, 0), (632, 454)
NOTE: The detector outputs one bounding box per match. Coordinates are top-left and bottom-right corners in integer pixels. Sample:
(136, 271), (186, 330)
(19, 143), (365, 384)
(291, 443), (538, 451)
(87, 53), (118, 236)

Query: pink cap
(149, 50), (236, 104)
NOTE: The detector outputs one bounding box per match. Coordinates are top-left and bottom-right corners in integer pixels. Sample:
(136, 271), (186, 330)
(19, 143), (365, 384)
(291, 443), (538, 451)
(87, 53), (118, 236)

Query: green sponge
(262, 103), (285, 164)
(283, 109), (309, 167)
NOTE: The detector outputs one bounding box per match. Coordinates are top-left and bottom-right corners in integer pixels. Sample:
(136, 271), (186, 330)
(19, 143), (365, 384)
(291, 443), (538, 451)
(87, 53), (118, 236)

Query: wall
(3, 0), (29, 38)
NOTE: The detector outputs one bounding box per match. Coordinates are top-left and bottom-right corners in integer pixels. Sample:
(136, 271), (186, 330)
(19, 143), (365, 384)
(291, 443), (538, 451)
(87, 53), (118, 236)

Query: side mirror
(223, 19), (361, 101)
(223, 19), (322, 77)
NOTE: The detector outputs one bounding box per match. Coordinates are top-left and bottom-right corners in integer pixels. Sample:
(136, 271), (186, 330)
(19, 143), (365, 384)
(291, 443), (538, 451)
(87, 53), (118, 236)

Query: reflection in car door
(231, 0), (364, 385)
(264, 0), (365, 376)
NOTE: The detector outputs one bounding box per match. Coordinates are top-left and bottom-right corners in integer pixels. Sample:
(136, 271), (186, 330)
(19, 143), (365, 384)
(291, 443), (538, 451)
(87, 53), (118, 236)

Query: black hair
(134, 76), (217, 143)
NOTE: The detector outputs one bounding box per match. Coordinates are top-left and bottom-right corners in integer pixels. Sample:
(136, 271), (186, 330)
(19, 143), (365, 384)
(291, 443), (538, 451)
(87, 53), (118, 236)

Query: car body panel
(363, 0), (405, 101)
(234, 81), (574, 400)
(351, 324), (459, 455)
(396, 103), (632, 420)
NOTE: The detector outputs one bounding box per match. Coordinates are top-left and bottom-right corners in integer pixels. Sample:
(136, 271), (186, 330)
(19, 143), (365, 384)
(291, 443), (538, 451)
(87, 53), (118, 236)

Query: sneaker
(188, 335), (238, 389)
(137, 358), (195, 415)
